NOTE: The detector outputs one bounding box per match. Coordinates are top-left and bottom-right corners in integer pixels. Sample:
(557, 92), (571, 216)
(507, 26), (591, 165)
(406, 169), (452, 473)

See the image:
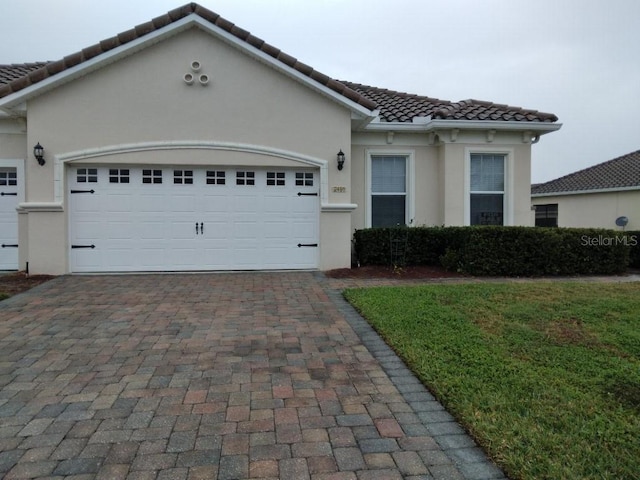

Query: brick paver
(0, 272), (507, 479)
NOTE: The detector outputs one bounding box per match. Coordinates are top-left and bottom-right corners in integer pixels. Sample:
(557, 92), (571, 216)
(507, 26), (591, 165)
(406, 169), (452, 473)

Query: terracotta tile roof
(532, 150), (640, 195)
(0, 3), (558, 125)
(0, 3), (376, 111)
(343, 82), (558, 123)
(0, 63), (49, 85)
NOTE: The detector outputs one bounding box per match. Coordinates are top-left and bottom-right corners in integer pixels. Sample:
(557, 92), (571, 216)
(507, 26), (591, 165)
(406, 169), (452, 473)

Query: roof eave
(363, 118), (562, 133)
(0, 14), (376, 119)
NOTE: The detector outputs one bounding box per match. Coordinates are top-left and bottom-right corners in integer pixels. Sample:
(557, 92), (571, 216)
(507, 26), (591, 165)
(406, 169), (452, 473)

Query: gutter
(532, 185), (640, 198)
(363, 117), (562, 134)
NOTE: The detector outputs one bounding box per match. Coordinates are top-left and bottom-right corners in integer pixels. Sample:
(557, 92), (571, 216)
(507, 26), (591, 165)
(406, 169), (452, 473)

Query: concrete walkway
(0, 272), (507, 480)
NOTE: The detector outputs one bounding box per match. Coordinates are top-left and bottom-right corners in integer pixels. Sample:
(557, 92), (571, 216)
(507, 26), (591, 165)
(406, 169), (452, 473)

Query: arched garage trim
(54, 140), (329, 205)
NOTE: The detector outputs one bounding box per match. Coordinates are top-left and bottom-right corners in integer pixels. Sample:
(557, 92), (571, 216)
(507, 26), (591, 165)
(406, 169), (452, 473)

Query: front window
(470, 153), (505, 225)
(371, 155), (407, 227)
(535, 204), (558, 227)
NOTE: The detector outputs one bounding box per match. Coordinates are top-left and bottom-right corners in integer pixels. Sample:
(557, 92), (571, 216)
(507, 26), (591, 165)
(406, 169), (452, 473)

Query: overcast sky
(1, 0), (638, 182)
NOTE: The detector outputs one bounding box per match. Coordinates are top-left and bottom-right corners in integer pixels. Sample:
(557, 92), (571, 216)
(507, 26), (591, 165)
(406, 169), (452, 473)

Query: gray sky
(1, 0), (638, 183)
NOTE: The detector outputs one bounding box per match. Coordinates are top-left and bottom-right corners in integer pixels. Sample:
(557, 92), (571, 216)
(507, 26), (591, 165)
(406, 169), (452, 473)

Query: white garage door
(0, 168), (19, 271)
(69, 165), (319, 272)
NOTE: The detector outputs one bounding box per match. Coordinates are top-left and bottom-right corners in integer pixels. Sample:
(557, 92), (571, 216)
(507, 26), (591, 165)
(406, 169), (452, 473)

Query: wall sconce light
(337, 149), (345, 171)
(33, 142), (45, 166)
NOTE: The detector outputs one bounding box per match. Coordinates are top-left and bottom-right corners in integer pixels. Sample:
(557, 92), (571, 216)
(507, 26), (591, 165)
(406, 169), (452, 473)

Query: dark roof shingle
(532, 150), (640, 195)
(0, 63), (49, 85)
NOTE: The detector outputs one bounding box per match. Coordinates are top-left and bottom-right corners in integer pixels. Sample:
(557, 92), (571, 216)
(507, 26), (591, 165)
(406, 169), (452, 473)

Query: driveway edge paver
(319, 273), (508, 480)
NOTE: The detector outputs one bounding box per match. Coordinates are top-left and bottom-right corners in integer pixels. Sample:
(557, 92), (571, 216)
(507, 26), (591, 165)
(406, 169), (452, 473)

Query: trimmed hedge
(353, 226), (631, 276)
(626, 230), (640, 268)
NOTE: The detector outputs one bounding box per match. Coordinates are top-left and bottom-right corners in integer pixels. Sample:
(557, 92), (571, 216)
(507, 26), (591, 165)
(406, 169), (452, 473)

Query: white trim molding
(54, 140), (330, 206)
(464, 147), (515, 226)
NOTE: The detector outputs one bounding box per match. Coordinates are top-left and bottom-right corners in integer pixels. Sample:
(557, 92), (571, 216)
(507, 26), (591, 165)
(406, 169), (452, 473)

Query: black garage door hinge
(297, 243), (318, 248)
(70, 189), (95, 194)
(1, 192), (18, 196)
(1, 244), (18, 248)
(297, 192), (318, 196)
(71, 244), (96, 249)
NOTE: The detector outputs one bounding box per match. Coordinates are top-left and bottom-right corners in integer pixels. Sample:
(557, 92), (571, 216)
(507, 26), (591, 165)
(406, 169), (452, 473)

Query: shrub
(353, 226), (630, 276)
(625, 230), (640, 268)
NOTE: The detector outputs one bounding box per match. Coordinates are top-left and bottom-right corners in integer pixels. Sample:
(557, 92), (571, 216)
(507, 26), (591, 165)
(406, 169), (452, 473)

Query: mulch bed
(325, 265), (465, 279)
(0, 272), (56, 297)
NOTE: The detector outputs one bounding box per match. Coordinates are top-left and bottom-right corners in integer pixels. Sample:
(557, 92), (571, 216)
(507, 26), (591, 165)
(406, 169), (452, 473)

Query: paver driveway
(0, 272), (505, 480)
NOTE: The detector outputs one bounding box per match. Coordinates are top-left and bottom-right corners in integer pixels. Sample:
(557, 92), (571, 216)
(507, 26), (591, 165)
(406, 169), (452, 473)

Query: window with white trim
(371, 155), (408, 227)
(470, 153), (505, 225)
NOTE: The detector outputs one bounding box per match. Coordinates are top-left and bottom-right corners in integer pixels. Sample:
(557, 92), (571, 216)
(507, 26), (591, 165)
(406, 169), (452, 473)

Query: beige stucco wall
(20, 27), (354, 274)
(351, 133), (441, 230)
(532, 190), (640, 230)
(351, 130), (534, 229)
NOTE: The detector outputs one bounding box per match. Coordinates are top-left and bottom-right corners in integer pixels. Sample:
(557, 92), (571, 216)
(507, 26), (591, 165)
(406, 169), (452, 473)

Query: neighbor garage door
(0, 168), (19, 271)
(69, 165), (319, 272)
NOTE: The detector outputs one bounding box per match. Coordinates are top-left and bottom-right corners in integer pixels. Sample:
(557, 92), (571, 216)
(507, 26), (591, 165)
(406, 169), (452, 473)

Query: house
(532, 150), (640, 229)
(0, 3), (560, 274)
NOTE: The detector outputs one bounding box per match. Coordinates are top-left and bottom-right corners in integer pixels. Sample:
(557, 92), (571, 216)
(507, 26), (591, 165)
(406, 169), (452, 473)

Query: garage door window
(142, 169), (162, 184)
(295, 172), (313, 186)
(77, 168), (98, 183)
(206, 171), (226, 185)
(174, 170), (193, 185)
(109, 169), (130, 183)
(236, 171), (255, 186)
(267, 172), (285, 186)
(0, 171), (17, 186)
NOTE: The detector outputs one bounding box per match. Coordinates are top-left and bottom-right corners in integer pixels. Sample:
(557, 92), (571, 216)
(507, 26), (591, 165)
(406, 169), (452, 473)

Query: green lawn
(344, 282), (640, 480)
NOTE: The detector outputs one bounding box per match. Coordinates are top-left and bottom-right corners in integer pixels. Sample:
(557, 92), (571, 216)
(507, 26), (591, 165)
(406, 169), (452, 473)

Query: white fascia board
(532, 185), (640, 198)
(0, 15), (376, 120)
(364, 118), (562, 133)
(427, 119), (562, 134)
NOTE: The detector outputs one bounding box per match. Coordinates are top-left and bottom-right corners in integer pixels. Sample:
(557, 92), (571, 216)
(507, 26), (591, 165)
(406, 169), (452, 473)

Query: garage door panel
(106, 221), (136, 240)
(73, 221), (102, 240)
(168, 194), (197, 213)
(0, 168), (19, 270)
(69, 166), (319, 272)
(139, 221), (167, 240)
(105, 194), (133, 213)
(138, 194), (166, 212)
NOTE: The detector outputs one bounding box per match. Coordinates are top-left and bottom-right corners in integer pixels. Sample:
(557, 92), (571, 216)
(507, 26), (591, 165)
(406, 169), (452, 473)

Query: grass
(344, 282), (640, 480)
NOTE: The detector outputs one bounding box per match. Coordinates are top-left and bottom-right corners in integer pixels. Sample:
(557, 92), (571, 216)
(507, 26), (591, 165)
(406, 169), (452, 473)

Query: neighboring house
(0, 3), (560, 274)
(532, 150), (640, 230)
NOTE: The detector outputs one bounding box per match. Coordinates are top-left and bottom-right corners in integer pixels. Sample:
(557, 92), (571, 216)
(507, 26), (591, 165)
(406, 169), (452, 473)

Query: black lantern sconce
(33, 142), (45, 166)
(337, 149), (345, 171)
